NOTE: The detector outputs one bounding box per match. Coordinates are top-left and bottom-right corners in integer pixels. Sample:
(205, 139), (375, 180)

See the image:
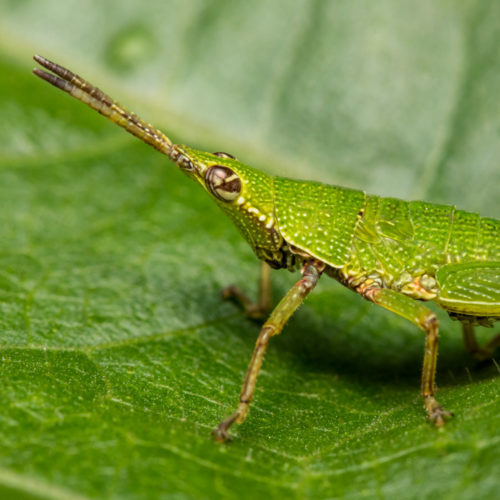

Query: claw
(212, 426), (232, 443)
(424, 396), (454, 427)
(212, 412), (239, 443)
(430, 407), (454, 427)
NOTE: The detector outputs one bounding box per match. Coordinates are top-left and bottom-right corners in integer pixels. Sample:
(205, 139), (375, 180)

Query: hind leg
(462, 323), (500, 361)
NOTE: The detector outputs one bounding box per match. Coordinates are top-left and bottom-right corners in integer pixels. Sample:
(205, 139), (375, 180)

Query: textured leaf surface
(0, 1), (499, 499)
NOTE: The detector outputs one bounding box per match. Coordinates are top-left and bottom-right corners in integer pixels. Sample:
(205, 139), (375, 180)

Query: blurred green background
(0, 1), (499, 499)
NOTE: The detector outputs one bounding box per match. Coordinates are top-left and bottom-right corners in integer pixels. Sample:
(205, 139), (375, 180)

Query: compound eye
(213, 151), (236, 160)
(205, 165), (241, 202)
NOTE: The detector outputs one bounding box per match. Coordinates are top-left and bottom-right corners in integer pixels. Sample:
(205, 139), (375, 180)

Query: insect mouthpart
(205, 165), (241, 201)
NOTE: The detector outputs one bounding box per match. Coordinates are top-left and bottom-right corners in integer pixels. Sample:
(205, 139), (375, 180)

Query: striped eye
(205, 165), (241, 202)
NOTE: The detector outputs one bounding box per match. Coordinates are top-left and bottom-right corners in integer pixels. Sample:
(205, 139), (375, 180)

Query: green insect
(33, 55), (499, 442)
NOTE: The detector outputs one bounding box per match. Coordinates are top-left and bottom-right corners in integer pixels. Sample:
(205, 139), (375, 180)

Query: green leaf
(1, 1), (499, 499)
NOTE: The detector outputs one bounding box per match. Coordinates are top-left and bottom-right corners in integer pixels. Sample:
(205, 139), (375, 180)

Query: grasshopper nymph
(33, 55), (499, 442)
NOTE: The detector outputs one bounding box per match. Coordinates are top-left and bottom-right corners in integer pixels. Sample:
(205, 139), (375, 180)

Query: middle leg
(362, 286), (453, 426)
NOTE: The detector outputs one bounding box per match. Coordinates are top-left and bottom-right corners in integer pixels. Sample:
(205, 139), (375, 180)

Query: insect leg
(221, 262), (272, 319)
(362, 287), (453, 427)
(213, 261), (323, 442)
(462, 323), (500, 361)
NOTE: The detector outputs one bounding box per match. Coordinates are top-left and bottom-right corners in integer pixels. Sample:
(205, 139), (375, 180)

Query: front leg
(213, 261), (324, 442)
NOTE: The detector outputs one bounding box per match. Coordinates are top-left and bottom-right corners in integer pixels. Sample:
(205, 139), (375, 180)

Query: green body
(185, 148), (500, 322)
(32, 55), (499, 438)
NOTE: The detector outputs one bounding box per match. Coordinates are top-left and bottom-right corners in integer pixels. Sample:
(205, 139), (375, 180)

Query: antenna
(33, 55), (173, 156)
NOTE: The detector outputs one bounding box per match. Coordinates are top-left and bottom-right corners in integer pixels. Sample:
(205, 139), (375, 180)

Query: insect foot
(424, 395), (454, 427)
(221, 285), (267, 319)
(212, 411), (240, 443)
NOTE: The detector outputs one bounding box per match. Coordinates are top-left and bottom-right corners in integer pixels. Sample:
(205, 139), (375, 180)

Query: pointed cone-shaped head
(170, 145), (283, 260)
(30, 56), (283, 263)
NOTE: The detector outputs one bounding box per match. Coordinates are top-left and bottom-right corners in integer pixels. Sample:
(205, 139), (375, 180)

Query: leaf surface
(0, 2), (499, 499)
